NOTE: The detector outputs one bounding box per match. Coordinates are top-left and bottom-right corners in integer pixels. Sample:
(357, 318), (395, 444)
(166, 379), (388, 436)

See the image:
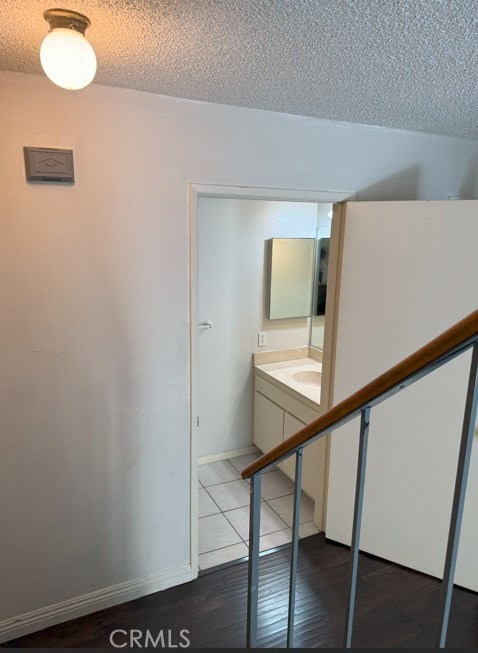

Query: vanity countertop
(255, 356), (321, 406)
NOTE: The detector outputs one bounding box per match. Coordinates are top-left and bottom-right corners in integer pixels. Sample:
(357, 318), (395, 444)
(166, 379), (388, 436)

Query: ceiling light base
(43, 8), (91, 35)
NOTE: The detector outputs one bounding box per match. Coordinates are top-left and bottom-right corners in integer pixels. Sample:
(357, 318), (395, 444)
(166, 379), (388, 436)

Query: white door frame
(188, 183), (354, 573)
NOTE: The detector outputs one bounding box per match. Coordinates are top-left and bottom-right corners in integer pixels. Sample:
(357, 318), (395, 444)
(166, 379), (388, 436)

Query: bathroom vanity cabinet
(253, 360), (326, 528)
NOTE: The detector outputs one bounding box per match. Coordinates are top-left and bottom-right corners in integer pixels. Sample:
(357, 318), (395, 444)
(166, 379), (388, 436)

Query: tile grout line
(221, 505), (251, 545)
(198, 456), (317, 566)
(202, 485), (227, 516)
(198, 457), (258, 564)
(201, 477), (248, 490)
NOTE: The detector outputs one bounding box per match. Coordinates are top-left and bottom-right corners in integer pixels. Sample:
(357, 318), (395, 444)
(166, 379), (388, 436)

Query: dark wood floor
(2, 534), (477, 649)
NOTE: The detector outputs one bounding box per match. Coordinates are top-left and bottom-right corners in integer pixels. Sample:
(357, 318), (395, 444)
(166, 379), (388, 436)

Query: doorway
(189, 185), (353, 573)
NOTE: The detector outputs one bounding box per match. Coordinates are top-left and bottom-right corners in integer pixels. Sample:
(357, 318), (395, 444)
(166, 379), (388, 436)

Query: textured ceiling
(1, 0), (478, 140)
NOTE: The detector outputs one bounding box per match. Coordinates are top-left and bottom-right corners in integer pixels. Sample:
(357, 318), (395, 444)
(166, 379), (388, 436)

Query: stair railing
(241, 309), (478, 649)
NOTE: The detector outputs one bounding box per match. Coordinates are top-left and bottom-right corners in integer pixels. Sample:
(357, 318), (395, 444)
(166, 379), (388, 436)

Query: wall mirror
(265, 203), (333, 348)
(315, 237), (330, 315)
(267, 238), (316, 319)
(310, 205), (333, 348)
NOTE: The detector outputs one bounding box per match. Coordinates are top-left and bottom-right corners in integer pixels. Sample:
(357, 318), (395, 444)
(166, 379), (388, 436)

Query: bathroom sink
(291, 370), (321, 386)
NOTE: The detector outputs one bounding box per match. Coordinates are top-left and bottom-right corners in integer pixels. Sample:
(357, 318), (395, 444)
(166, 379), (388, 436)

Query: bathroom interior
(197, 197), (334, 570)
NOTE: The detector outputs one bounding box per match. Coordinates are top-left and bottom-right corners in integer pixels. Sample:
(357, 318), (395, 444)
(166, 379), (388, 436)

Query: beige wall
(2, 70), (478, 640)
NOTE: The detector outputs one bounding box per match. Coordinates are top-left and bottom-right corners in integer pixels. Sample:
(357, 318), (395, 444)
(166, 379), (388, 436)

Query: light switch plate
(24, 147), (74, 183)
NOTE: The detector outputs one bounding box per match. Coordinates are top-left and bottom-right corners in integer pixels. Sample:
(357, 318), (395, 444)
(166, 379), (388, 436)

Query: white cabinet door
(282, 413), (326, 524)
(280, 413), (304, 483)
(253, 392), (284, 454)
(253, 375), (327, 528)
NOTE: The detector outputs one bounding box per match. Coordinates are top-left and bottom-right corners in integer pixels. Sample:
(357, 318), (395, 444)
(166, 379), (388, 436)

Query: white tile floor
(198, 451), (320, 570)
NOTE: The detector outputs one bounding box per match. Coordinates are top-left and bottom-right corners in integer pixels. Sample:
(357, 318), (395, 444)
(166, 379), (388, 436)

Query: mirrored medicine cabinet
(267, 236), (330, 320)
(267, 238), (315, 319)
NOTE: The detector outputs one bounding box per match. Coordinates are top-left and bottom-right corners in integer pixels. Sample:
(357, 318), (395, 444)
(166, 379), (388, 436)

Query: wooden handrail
(242, 309), (478, 479)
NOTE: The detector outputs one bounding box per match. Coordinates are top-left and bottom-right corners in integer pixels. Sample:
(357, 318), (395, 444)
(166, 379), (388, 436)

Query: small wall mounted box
(24, 146), (74, 183)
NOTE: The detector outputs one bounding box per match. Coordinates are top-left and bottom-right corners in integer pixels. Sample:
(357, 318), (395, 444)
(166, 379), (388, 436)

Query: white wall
(2, 70), (478, 639)
(325, 200), (478, 590)
(198, 198), (318, 458)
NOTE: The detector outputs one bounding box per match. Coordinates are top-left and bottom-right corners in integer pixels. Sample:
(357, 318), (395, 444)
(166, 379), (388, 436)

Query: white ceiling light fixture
(40, 8), (96, 90)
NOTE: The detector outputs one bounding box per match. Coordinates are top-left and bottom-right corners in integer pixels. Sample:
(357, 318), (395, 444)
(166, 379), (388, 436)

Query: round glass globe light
(40, 28), (96, 90)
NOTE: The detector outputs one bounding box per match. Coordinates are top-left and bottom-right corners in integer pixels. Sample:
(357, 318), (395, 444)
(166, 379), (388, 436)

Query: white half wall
(325, 200), (478, 591)
(2, 71), (478, 638)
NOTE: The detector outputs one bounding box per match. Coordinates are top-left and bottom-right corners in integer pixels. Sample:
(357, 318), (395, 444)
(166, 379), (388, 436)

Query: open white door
(326, 200), (478, 591)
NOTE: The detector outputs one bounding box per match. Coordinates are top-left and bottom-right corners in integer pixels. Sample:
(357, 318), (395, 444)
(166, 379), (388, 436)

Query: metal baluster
(246, 473), (262, 649)
(343, 406), (371, 649)
(435, 341), (478, 648)
(287, 448), (303, 648)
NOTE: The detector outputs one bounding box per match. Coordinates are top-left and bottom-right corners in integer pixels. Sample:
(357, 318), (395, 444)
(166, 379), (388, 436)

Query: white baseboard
(0, 564), (193, 644)
(198, 445), (258, 465)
